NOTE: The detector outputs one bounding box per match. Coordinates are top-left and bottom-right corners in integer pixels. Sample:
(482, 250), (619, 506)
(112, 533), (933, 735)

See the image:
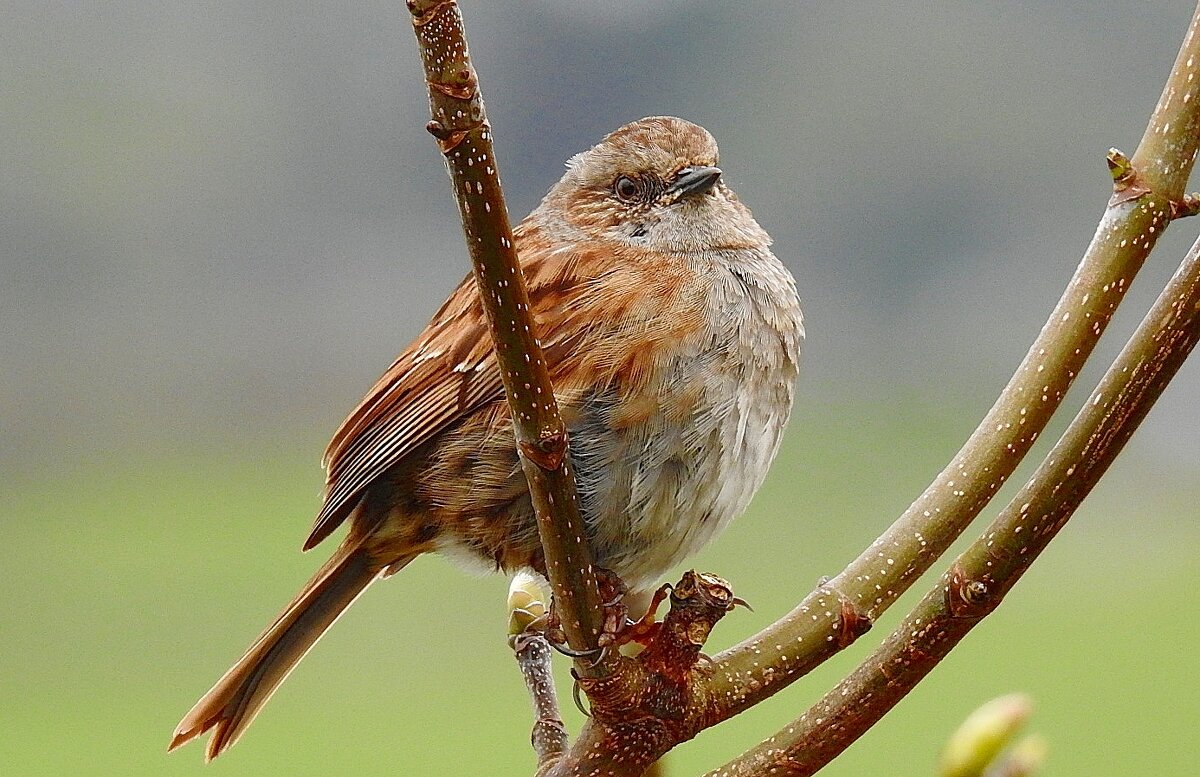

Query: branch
(703, 2), (1200, 719)
(509, 574), (568, 771)
(405, 0), (605, 665)
(709, 224), (1200, 776)
(398, 3), (1200, 775)
(1131, 3), (1200, 202)
(547, 573), (740, 777)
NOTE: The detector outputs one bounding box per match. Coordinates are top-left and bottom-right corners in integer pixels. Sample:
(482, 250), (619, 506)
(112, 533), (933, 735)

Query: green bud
(507, 571), (548, 637)
(984, 734), (1048, 777)
(940, 693), (1033, 777)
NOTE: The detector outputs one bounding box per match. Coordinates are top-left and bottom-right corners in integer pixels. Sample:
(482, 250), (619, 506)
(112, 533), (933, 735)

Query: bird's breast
(573, 250), (803, 587)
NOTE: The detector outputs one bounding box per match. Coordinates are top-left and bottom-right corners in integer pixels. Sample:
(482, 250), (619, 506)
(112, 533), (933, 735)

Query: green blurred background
(4, 2), (1198, 775)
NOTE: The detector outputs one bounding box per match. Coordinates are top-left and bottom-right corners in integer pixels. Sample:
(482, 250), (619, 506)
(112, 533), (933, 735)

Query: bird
(170, 116), (804, 760)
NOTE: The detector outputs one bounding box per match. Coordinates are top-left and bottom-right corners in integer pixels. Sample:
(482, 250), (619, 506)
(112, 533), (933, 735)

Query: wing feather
(305, 274), (502, 550)
(305, 236), (697, 552)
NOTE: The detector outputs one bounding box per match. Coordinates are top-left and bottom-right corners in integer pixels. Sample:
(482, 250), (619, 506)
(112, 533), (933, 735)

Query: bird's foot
(594, 567), (632, 648)
(609, 581), (672, 648)
(536, 610), (603, 660)
(539, 569), (676, 654)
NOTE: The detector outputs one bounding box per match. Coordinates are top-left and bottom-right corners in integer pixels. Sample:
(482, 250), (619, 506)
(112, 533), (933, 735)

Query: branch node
(519, 429), (568, 472)
(1107, 148), (1152, 206)
(945, 563), (997, 618)
(531, 717), (570, 746)
(639, 571), (737, 678)
(815, 582), (874, 648)
(424, 120), (469, 153)
(431, 80), (476, 101)
(407, 0), (453, 24)
(1171, 192), (1200, 219)
(836, 590), (874, 648)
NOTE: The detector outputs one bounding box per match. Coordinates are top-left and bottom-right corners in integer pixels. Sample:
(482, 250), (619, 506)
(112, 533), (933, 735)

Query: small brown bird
(170, 116), (804, 759)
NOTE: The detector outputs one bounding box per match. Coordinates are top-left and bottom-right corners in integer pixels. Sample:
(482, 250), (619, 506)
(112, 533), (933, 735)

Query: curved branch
(704, 154), (1170, 711)
(704, 2), (1200, 719)
(396, 3), (1200, 775)
(405, 0), (605, 664)
(711, 223), (1200, 777)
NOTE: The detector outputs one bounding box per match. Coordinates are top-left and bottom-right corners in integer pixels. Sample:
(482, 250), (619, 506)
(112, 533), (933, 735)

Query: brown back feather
(307, 228), (699, 552)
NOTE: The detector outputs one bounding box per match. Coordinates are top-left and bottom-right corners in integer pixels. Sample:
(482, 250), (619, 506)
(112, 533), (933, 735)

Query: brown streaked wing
(320, 275), (487, 470)
(304, 243), (597, 552)
(305, 275), (501, 551)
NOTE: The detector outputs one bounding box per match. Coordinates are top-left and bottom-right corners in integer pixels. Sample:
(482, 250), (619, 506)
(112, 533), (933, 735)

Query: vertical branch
(405, 1), (604, 662)
(516, 636), (569, 769)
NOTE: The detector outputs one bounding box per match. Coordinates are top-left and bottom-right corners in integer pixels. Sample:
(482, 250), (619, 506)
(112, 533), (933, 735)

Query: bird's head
(537, 116), (770, 254)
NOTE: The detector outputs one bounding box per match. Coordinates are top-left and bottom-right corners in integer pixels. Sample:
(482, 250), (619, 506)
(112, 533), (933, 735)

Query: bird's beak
(668, 165), (722, 196)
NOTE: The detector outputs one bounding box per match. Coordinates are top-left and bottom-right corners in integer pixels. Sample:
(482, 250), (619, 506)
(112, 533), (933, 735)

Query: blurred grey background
(5, 0), (1198, 474)
(4, 2), (1199, 776)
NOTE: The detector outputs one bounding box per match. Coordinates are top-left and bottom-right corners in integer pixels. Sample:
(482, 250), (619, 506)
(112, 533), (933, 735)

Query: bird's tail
(169, 538), (406, 760)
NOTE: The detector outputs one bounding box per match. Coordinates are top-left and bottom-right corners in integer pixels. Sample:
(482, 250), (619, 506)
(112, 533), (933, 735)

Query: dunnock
(171, 116), (804, 759)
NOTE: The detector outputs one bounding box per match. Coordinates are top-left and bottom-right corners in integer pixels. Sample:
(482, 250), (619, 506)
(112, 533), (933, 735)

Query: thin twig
(516, 635), (569, 770)
(709, 223), (1200, 777)
(405, 0), (605, 666)
(509, 574), (568, 771)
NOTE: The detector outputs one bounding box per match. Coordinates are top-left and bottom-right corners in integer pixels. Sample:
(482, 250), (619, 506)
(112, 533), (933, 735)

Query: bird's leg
(594, 566), (631, 648)
(615, 582), (672, 647)
(538, 567), (638, 654)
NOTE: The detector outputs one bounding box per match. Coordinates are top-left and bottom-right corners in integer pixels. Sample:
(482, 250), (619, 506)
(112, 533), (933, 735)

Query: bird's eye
(613, 176), (641, 202)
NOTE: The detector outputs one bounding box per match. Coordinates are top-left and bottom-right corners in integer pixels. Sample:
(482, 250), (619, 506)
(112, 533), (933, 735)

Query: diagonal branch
(1131, 2), (1200, 200)
(710, 220), (1200, 777)
(405, 0), (605, 666)
(703, 2), (1200, 720)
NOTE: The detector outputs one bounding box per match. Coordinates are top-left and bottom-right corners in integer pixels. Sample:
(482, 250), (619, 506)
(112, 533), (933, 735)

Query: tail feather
(170, 542), (402, 760)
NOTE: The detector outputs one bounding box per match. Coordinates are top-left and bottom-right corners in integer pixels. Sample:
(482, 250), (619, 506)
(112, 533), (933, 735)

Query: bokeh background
(4, 2), (1199, 775)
